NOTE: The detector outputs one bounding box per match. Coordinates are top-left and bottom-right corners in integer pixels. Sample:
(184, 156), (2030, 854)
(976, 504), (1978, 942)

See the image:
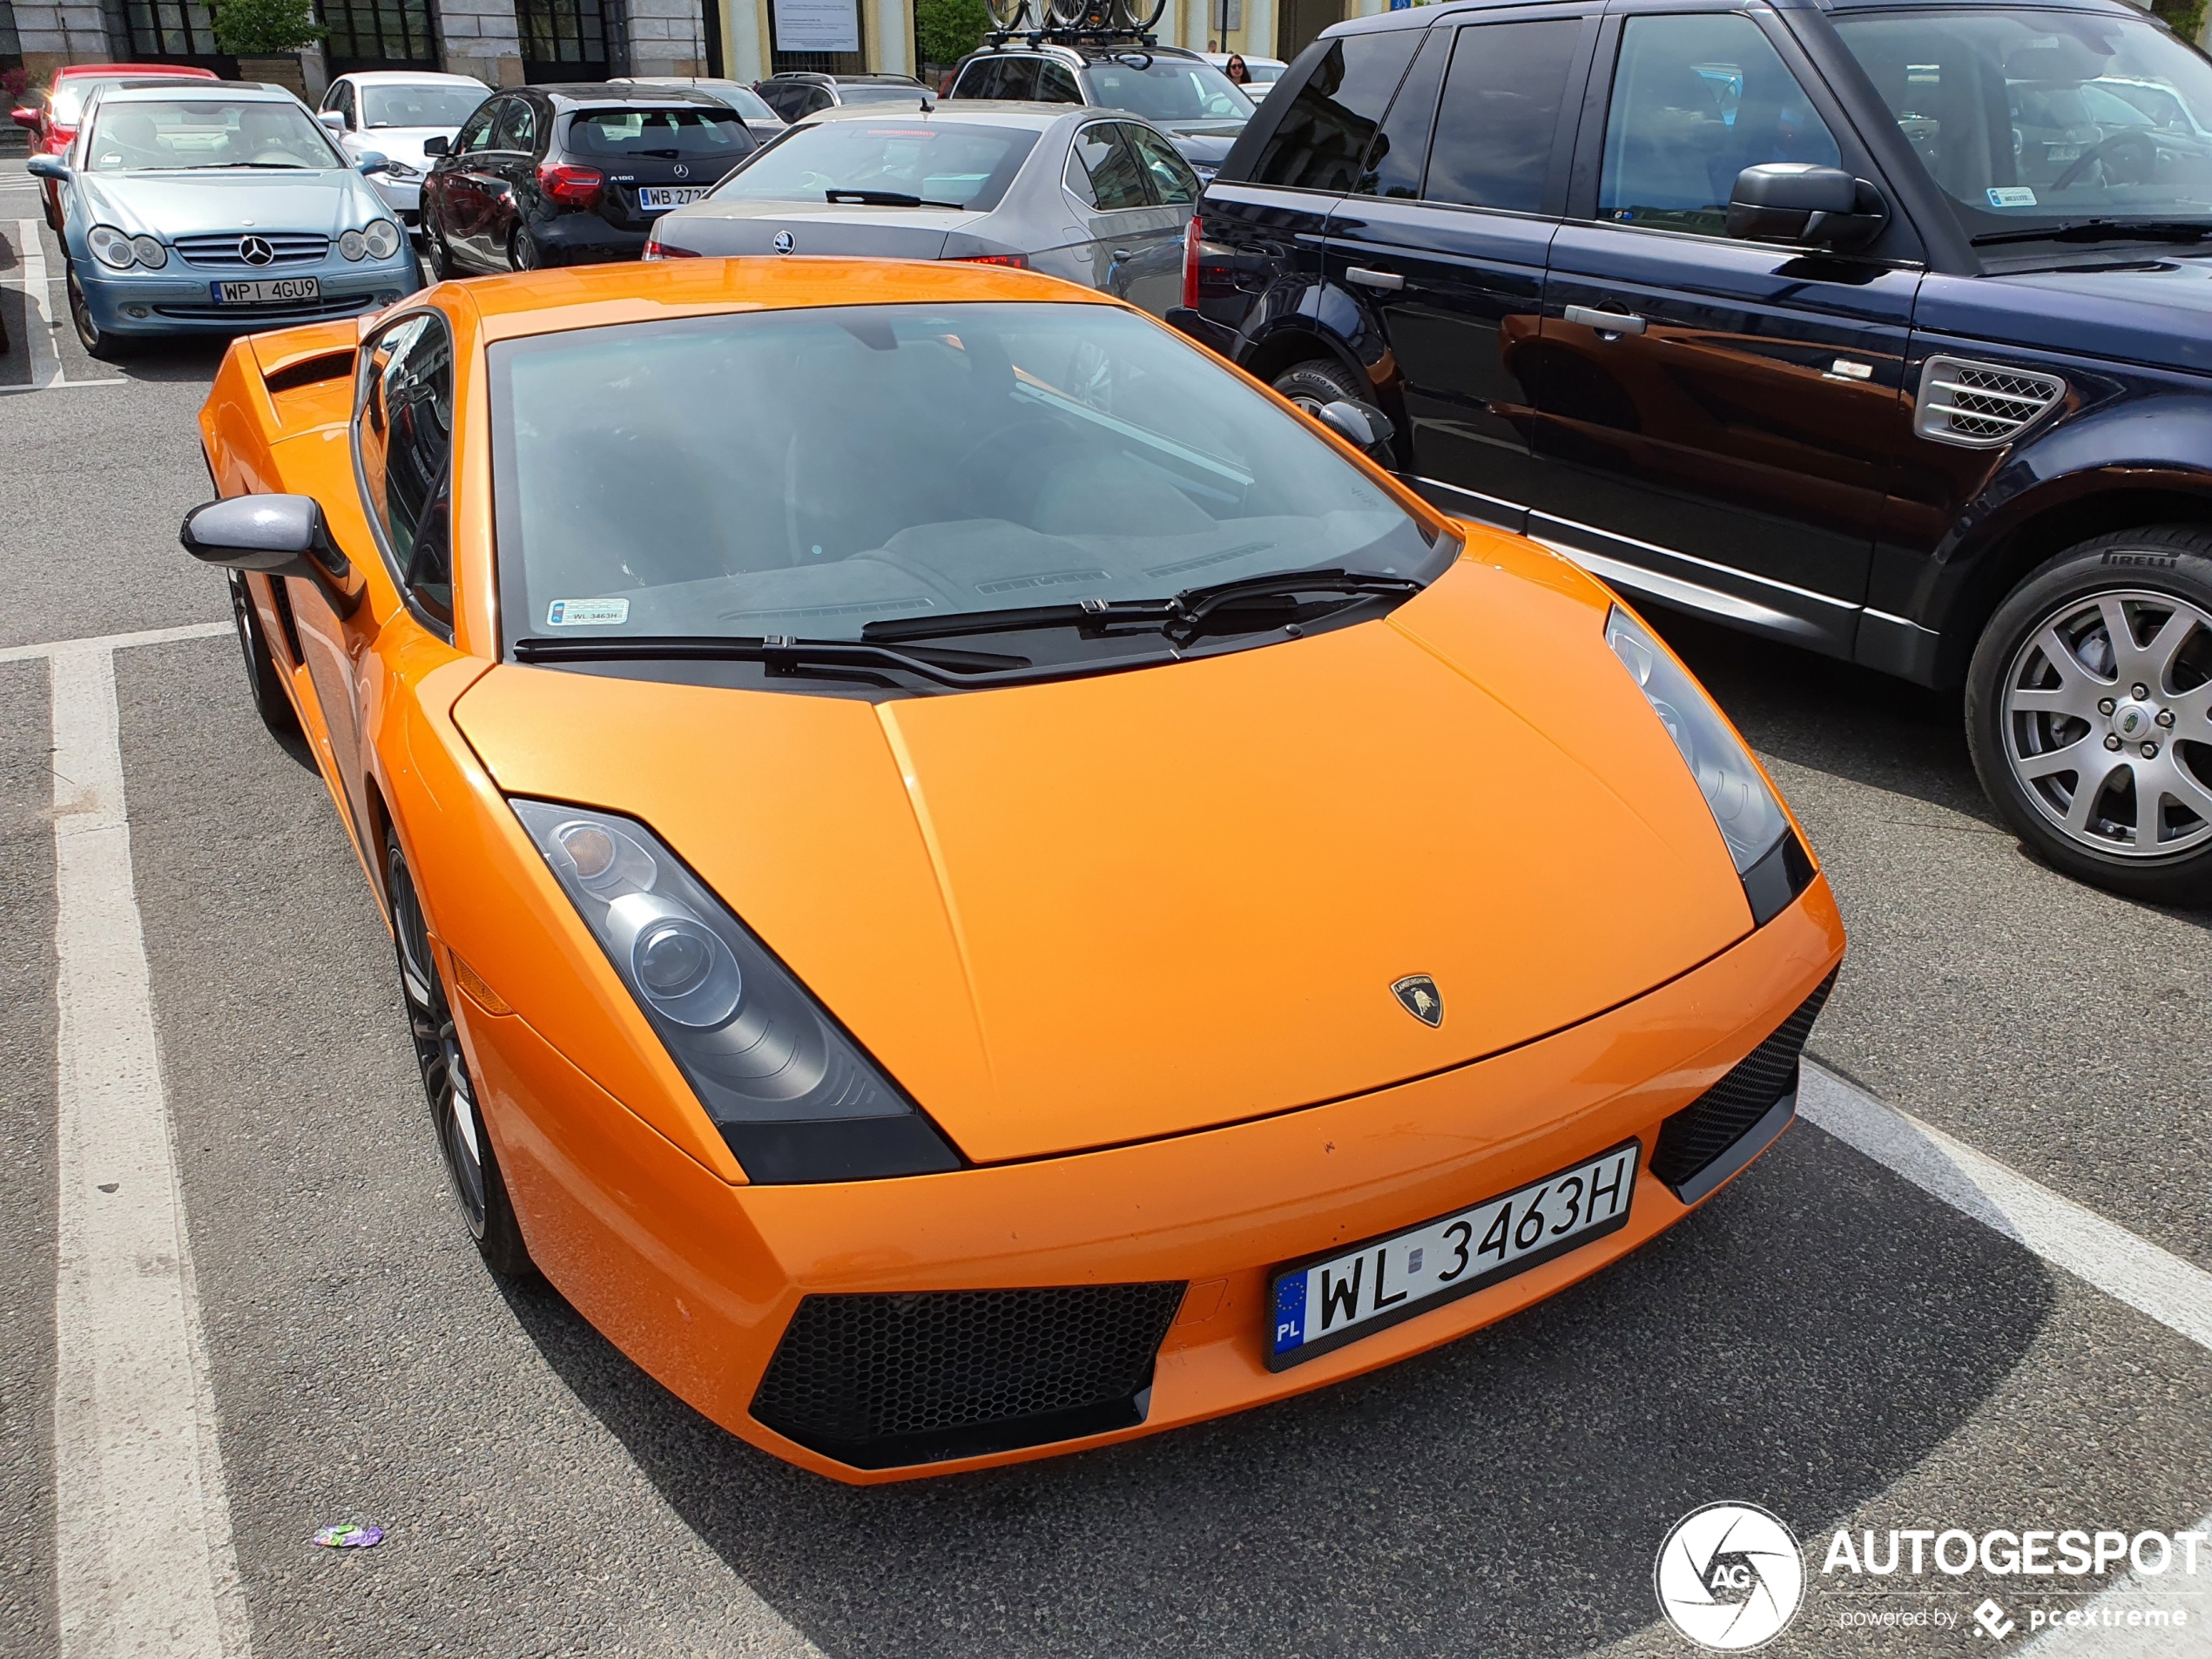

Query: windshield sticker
(1987, 186), (2038, 209)
(546, 598), (630, 627)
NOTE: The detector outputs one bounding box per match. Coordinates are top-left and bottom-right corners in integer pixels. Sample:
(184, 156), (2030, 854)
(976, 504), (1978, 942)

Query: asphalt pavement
(3, 169), (2207, 1658)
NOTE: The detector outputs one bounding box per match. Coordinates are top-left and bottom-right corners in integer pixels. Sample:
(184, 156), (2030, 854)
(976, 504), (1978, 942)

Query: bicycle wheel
(985, 0), (1028, 27)
(1116, 0), (1166, 29)
(1045, 0), (1091, 27)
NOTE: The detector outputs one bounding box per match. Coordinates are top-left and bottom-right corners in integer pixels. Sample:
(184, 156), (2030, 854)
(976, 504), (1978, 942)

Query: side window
(355, 314), (457, 629)
(994, 58), (1042, 100)
(1067, 122), (1151, 210)
(455, 101), (498, 153)
(1424, 19), (1582, 213)
(1124, 123), (1200, 205)
(493, 96), (536, 152)
(1249, 29), (1421, 192)
(1037, 61), (1082, 104)
(951, 60), (1000, 99)
(802, 86), (836, 115)
(1354, 27), (1445, 199)
(1598, 11), (1841, 237)
(323, 82), (355, 126)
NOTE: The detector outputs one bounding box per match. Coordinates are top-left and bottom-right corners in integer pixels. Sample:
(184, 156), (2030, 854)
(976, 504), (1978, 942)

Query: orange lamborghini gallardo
(188, 260), (1844, 1482)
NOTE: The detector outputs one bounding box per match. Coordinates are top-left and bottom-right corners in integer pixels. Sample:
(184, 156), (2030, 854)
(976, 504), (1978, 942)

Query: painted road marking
(51, 643), (251, 1657)
(0, 620), (230, 664)
(17, 216), (64, 389)
(1801, 1063), (2212, 1354)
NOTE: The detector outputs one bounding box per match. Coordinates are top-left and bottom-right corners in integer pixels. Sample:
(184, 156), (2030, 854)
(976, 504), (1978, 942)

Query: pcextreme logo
(1656, 1503), (1807, 1650)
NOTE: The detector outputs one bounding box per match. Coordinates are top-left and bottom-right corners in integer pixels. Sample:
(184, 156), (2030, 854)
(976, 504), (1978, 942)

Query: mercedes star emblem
(672, 162), (690, 179)
(239, 234), (276, 266)
(772, 230), (795, 254)
(1391, 974), (1443, 1027)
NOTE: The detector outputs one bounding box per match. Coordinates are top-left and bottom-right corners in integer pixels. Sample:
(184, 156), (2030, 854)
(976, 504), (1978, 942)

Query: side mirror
(318, 109), (348, 135)
(25, 153), (69, 180)
(421, 134), (448, 158)
(1318, 398), (1394, 452)
(354, 150), (391, 174)
(1726, 164), (1886, 251)
(10, 106), (41, 132)
(181, 496), (357, 610)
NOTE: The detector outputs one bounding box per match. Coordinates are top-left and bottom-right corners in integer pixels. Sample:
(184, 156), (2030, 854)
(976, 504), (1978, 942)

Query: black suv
(1175, 0), (2212, 903)
(946, 42), (1257, 177)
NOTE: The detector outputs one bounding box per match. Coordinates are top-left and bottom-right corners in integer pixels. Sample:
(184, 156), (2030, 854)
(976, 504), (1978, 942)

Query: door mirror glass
(1726, 163), (1886, 247)
(423, 134), (449, 157)
(25, 153), (68, 179)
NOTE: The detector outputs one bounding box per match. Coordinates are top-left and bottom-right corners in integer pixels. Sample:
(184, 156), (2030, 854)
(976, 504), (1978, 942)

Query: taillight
(1181, 214), (1204, 311)
(952, 253), (1026, 266)
(536, 162), (604, 208)
(641, 233), (700, 260)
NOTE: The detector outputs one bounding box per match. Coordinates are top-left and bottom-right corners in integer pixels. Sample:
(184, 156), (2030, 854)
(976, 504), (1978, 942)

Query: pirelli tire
(1966, 526), (2212, 906)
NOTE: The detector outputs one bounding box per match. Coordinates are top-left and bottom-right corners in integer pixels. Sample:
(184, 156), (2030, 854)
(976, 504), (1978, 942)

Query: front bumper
(77, 252), (419, 336)
(456, 871), (1844, 1482)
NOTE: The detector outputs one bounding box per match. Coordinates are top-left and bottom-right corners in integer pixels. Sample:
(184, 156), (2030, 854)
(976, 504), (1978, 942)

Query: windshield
(565, 107), (752, 159)
(491, 302), (1438, 653)
(713, 120), (1038, 209)
(1832, 8), (2212, 241)
(362, 84), (489, 129)
(84, 99), (345, 172)
(1086, 56), (1254, 124)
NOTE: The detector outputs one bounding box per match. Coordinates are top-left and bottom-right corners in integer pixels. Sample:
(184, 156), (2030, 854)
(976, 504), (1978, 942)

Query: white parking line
(49, 643), (251, 1658)
(1800, 1063), (2212, 1354)
(0, 620), (230, 665)
(17, 216), (64, 389)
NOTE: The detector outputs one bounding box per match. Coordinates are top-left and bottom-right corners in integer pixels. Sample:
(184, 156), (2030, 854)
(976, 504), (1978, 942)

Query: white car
(1202, 52), (1289, 96)
(612, 77), (788, 147)
(317, 70), (489, 231)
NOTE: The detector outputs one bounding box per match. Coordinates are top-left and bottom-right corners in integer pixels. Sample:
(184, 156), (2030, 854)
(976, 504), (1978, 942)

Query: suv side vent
(1913, 356), (2066, 448)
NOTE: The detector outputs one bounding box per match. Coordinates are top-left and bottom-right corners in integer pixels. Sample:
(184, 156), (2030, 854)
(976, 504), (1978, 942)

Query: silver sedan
(642, 103), (1199, 317)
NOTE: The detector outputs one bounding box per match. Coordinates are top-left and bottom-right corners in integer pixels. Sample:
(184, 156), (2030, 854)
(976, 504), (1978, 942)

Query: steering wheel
(2051, 128), (2159, 192)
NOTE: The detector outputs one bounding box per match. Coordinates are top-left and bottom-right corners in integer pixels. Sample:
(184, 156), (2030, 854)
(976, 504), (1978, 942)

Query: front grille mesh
(1914, 355), (2065, 448)
(752, 1283), (1185, 1467)
(1649, 972), (1836, 1193)
(175, 231), (331, 267)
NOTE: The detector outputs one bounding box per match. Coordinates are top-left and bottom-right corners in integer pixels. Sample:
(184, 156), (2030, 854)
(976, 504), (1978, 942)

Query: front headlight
(1603, 605), (1812, 923)
(363, 218), (402, 259)
(88, 225), (137, 269)
(512, 799), (963, 1184)
(339, 228), (368, 260)
(380, 159), (421, 181)
(129, 233), (166, 268)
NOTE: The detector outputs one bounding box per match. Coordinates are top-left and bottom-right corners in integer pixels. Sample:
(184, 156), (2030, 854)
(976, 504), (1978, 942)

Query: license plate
(1267, 1140), (1639, 1370)
(211, 277), (320, 305)
(2047, 144), (2081, 162)
(637, 185), (712, 210)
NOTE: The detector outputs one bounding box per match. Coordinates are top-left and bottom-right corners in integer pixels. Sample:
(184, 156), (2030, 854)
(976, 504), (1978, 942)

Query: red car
(10, 63), (220, 228)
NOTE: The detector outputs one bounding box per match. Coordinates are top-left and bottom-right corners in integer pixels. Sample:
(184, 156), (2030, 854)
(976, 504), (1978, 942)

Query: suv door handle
(1564, 303), (1647, 336)
(1345, 266), (1405, 291)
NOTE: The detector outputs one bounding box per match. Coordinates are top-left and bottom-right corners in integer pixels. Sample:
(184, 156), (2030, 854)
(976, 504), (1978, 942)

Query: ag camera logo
(1656, 1502), (1806, 1649)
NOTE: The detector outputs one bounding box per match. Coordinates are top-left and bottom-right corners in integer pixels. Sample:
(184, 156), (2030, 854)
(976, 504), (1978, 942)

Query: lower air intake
(1650, 971), (1837, 1202)
(751, 1282), (1187, 1469)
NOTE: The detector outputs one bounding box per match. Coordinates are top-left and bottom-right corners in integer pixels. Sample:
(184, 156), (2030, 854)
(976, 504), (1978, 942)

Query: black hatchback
(420, 84), (756, 277)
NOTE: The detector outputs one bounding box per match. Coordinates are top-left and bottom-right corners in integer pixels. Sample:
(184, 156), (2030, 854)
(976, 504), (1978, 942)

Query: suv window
(1250, 30), (1420, 192)
(357, 313), (457, 629)
(1425, 19), (1581, 213)
(1354, 27), (1444, 199)
(1068, 122), (1151, 210)
(1038, 61), (1082, 104)
(493, 95), (536, 152)
(1125, 122), (1199, 204)
(1598, 12), (1840, 237)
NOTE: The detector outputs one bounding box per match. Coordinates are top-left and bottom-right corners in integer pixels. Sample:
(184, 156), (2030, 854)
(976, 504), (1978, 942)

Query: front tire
(422, 220), (455, 281)
(226, 570), (314, 768)
(386, 827), (535, 1278)
(1966, 526), (2212, 905)
(509, 225), (545, 272)
(66, 264), (131, 361)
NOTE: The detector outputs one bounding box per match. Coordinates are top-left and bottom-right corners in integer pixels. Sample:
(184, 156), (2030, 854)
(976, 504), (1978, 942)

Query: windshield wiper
(861, 568), (1422, 646)
(824, 188), (965, 208)
(1973, 218), (2212, 246)
(512, 632), (1060, 688)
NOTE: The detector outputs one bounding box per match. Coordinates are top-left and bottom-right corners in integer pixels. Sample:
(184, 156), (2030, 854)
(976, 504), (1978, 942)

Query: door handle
(1564, 303), (1647, 336)
(1345, 266), (1404, 291)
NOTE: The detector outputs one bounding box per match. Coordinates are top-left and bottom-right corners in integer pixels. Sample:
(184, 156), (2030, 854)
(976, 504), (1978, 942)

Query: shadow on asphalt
(496, 1126), (2054, 1657)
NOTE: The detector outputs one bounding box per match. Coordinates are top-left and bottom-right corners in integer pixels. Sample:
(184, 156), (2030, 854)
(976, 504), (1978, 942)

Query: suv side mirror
(181, 496), (359, 611)
(1318, 398), (1394, 452)
(1726, 164), (1887, 251)
(26, 153), (68, 180)
(422, 134), (449, 158)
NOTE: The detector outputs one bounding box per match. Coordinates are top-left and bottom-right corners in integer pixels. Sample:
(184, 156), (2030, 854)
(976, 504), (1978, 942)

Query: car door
(482, 94), (543, 269)
(1063, 121), (1163, 304)
(1322, 10), (1596, 527)
(1119, 123), (1203, 316)
(1524, 6), (1923, 657)
(436, 100), (503, 267)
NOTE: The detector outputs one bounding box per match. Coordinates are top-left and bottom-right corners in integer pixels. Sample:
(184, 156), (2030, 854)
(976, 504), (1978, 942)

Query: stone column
(435, 0), (527, 87)
(867, 0), (907, 76)
(622, 0), (710, 77)
(12, 0), (117, 83)
(718, 0), (767, 84)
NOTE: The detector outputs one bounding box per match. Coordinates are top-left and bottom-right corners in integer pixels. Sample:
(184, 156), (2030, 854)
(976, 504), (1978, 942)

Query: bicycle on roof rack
(981, 0), (1168, 41)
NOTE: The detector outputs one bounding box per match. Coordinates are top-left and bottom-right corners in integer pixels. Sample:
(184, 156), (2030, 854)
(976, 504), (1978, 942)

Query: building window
(518, 0), (629, 81)
(318, 0), (437, 71)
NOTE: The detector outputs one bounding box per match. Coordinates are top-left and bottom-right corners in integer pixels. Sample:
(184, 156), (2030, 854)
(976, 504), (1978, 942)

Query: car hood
(1928, 254), (2212, 376)
(651, 198), (989, 258)
(74, 168), (388, 239)
(350, 125), (452, 169)
(452, 548), (1756, 1165)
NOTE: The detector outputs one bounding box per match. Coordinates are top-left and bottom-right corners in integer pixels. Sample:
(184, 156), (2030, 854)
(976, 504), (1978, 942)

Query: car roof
(56, 62), (218, 79)
(456, 255), (1118, 336)
(802, 100), (1078, 132)
(94, 82), (307, 105)
(336, 70), (490, 86)
(527, 84), (738, 107)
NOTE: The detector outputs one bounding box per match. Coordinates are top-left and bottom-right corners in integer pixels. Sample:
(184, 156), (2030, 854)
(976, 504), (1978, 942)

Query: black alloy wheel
(1966, 526), (2212, 905)
(385, 827), (535, 1278)
(225, 570), (314, 768)
(65, 264), (129, 361)
(422, 220), (455, 281)
(510, 225), (545, 272)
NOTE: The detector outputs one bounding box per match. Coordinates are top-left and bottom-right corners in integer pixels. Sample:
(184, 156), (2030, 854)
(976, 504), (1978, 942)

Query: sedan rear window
(565, 108), (752, 160)
(712, 120), (1040, 210)
(490, 302), (1440, 653)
